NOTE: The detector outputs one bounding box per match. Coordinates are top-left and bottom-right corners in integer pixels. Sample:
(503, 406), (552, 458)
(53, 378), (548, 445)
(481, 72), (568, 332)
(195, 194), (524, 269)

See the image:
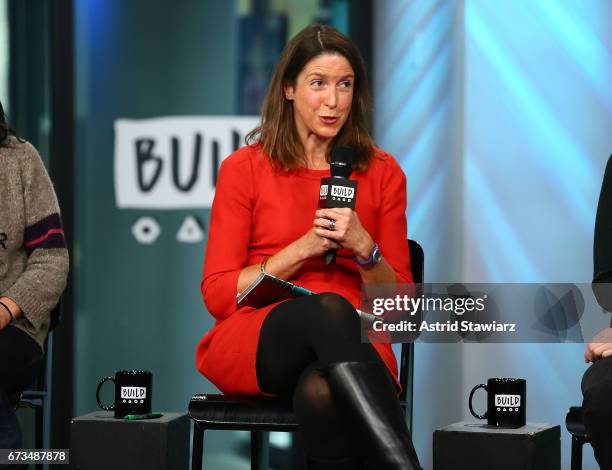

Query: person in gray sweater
(0, 100), (69, 450)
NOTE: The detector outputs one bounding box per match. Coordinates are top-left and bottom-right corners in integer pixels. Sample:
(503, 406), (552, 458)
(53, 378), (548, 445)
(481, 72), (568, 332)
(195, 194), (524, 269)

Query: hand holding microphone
(313, 207), (375, 262)
(317, 147), (359, 265)
(316, 146), (376, 265)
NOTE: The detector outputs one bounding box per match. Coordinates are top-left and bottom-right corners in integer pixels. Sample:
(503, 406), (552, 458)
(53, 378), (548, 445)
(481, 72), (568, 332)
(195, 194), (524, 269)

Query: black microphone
(318, 147), (357, 265)
(330, 146), (353, 179)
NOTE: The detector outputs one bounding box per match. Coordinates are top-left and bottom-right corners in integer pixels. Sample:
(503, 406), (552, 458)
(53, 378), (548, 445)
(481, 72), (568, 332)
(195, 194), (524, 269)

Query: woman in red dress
(196, 24), (422, 469)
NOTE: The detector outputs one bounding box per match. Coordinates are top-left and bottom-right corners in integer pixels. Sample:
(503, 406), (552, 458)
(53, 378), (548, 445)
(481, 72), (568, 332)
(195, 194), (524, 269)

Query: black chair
(189, 240), (424, 470)
(13, 301), (61, 452)
(565, 406), (589, 470)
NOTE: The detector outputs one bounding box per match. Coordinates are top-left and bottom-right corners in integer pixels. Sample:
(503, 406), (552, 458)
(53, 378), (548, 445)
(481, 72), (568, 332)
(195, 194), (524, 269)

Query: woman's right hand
(295, 227), (342, 260)
(237, 228), (341, 293)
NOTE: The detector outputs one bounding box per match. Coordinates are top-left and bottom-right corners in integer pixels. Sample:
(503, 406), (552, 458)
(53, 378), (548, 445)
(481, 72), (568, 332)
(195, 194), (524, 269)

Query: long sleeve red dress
(196, 143), (412, 395)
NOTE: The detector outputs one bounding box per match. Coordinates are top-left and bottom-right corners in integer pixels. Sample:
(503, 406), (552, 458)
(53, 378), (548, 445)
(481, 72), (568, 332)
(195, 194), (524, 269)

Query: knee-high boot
(324, 361), (423, 470)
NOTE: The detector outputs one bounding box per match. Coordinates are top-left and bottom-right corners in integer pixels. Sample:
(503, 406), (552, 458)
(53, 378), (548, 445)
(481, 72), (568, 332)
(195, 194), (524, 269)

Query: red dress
(196, 144), (412, 395)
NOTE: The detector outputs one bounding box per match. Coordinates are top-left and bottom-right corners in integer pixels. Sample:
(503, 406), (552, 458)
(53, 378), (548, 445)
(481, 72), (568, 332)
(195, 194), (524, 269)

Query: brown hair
(246, 24), (375, 171)
(0, 100), (19, 146)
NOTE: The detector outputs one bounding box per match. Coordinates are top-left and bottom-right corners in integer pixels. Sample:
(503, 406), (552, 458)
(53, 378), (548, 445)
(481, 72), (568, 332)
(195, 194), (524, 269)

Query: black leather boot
(324, 361), (423, 470)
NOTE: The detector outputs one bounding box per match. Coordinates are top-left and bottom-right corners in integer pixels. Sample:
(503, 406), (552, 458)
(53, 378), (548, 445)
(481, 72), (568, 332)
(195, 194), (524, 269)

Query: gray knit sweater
(0, 136), (69, 349)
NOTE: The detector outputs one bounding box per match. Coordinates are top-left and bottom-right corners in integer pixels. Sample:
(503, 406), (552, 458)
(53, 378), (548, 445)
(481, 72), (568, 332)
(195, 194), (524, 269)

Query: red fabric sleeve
(201, 151), (254, 320)
(377, 154), (413, 284)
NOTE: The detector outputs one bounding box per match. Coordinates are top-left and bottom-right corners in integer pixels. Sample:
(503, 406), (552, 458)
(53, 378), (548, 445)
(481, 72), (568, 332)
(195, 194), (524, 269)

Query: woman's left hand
(314, 208), (374, 259)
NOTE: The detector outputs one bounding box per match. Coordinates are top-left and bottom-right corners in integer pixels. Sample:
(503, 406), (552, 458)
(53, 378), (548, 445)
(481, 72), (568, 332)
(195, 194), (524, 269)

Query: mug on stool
(96, 370), (152, 418)
(468, 378), (526, 427)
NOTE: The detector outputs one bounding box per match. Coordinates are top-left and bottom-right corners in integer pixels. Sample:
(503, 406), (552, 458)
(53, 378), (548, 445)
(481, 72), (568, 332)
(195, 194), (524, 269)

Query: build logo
(114, 116), (259, 245)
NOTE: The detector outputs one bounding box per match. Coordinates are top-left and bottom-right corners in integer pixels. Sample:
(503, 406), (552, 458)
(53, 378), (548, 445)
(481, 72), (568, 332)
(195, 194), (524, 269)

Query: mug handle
(96, 376), (116, 411)
(468, 383), (488, 420)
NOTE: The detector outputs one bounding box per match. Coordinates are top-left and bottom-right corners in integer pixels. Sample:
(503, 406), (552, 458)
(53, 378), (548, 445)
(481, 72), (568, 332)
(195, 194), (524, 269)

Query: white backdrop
(374, 1), (612, 468)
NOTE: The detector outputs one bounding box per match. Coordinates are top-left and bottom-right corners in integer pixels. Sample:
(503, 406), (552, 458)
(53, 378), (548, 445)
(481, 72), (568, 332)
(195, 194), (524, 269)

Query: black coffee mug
(468, 378), (526, 427)
(96, 370), (152, 418)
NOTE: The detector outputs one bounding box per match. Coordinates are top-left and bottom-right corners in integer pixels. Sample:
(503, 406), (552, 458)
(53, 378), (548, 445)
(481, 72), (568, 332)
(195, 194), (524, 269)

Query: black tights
(256, 293), (383, 462)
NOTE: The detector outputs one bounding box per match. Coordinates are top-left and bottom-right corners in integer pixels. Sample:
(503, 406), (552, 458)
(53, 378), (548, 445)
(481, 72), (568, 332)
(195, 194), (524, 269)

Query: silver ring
(328, 219), (336, 231)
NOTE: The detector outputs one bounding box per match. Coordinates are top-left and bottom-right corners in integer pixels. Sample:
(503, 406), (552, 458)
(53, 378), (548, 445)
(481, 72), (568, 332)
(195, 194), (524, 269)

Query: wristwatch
(354, 243), (382, 266)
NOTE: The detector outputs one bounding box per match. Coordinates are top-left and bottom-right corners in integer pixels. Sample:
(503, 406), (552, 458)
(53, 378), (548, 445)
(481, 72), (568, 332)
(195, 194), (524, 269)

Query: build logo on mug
(469, 378), (526, 427)
(96, 370), (153, 418)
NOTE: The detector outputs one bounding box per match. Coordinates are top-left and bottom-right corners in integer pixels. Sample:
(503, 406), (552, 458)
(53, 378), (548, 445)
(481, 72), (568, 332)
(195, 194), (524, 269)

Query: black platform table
(70, 411), (189, 469)
(433, 421), (560, 470)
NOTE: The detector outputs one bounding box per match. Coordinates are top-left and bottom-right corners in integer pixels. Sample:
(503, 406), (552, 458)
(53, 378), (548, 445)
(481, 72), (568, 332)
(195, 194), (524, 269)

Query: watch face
(355, 244), (382, 266)
(372, 245), (382, 263)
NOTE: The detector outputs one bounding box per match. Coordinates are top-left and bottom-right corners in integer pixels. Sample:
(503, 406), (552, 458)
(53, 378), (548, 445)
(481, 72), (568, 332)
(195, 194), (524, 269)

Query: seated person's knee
(294, 368), (336, 418)
(583, 358), (612, 431)
(311, 293), (359, 331)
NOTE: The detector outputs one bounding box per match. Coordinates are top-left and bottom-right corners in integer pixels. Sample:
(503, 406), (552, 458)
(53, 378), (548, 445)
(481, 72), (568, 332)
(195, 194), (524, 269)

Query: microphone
(330, 146), (353, 179)
(318, 147), (358, 265)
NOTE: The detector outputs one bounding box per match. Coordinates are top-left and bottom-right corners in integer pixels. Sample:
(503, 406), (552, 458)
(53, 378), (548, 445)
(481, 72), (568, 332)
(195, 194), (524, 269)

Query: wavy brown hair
(0, 100), (15, 146)
(246, 24), (375, 171)
(0, 101), (24, 147)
